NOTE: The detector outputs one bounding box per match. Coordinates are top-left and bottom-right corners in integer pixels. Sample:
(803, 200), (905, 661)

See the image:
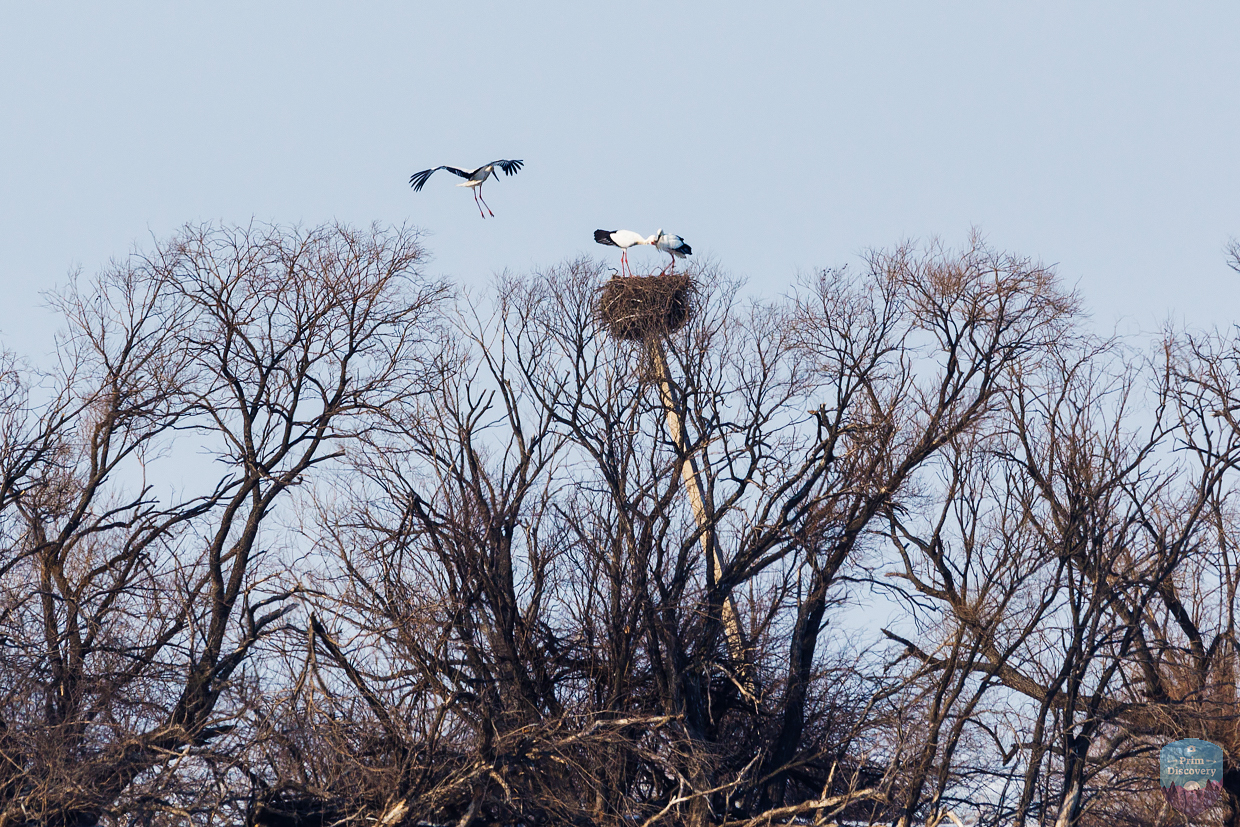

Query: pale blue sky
(2, 3), (1238, 359)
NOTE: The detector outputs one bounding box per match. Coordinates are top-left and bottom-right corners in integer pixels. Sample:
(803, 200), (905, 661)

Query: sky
(2, 3), (1238, 362)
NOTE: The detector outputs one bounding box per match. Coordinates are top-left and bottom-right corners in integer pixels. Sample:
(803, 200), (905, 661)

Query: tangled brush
(596, 273), (693, 341)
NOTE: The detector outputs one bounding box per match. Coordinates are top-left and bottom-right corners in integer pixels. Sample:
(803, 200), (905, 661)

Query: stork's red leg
(478, 187), (495, 218)
(473, 189), (487, 219)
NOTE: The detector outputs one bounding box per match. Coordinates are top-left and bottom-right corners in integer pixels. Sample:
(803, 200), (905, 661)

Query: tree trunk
(650, 342), (749, 684)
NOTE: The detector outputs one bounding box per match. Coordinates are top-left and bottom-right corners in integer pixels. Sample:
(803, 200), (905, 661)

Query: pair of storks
(593, 228), (691, 276)
(408, 159), (692, 274)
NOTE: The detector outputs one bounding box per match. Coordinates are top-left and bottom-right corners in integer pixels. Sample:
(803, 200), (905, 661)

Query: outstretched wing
(491, 159), (524, 177)
(594, 229), (618, 247)
(409, 165), (471, 191)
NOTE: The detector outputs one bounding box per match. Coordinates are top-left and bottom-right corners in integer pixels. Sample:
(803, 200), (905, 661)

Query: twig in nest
(597, 273), (693, 341)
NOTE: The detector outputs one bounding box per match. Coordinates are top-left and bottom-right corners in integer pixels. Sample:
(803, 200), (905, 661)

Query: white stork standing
(594, 229), (656, 276)
(652, 229), (692, 273)
(408, 159), (524, 218)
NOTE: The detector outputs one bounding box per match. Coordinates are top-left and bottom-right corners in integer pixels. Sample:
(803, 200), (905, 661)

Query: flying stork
(594, 229), (655, 276)
(652, 230), (692, 273)
(408, 159), (524, 218)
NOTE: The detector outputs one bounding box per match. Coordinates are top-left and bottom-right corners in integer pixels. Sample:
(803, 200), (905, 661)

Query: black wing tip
(594, 229), (617, 246)
(501, 159), (524, 175)
(409, 169), (433, 190)
(680, 243), (692, 256)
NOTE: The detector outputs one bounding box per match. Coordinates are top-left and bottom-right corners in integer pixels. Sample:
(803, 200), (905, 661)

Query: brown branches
(597, 273), (694, 342)
(0, 221), (445, 826)
(6, 232), (1240, 827)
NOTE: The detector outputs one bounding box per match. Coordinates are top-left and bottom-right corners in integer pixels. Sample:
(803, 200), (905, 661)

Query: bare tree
(882, 312), (1240, 827)
(0, 222), (445, 826)
(269, 237), (1079, 827)
(9, 224), (1237, 827)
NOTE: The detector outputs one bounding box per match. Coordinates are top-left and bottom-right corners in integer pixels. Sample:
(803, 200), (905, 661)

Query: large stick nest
(597, 273), (694, 341)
